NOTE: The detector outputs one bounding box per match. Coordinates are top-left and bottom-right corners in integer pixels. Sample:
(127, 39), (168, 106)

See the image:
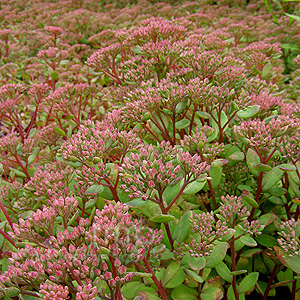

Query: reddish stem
(143, 258), (168, 300)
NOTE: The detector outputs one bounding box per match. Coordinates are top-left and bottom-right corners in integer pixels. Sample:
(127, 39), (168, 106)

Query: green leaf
(131, 272), (153, 278)
(209, 166), (222, 189)
(173, 211), (193, 243)
(186, 255), (206, 271)
(54, 127), (66, 136)
(175, 119), (191, 130)
(27, 147), (40, 165)
(211, 159), (228, 167)
(220, 228), (236, 242)
(229, 151), (245, 161)
(269, 187), (287, 197)
(253, 163), (272, 172)
(139, 201), (161, 218)
(201, 287), (223, 300)
(150, 214), (175, 223)
(183, 268), (204, 283)
(85, 185), (104, 195)
(278, 164), (296, 172)
(163, 179), (181, 204)
(183, 180), (206, 195)
(161, 260), (181, 287)
(126, 198), (146, 207)
(237, 272), (259, 294)
(230, 270), (247, 275)
(2, 257), (9, 272)
(240, 248), (262, 258)
(206, 243), (228, 268)
(240, 236), (257, 247)
(255, 234), (277, 247)
(9, 168), (27, 178)
(135, 291), (161, 300)
(175, 99), (188, 114)
(262, 167), (283, 191)
(267, 196), (284, 205)
(281, 43), (300, 51)
(241, 193), (258, 208)
(284, 255), (300, 274)
(258, 213), (277, 226)
(121, 282), (143, 299)
(60, 59), (69, 66)
(285, 12), (300, 22)
(237, 105), (260, 119)
(196, 111), (211, 119)
(215, 262), (233, 283)
(50, 71), (59, 80)
(165, 267), (186, 288)
(262, 63), (271, 79)
(274, 246), (300, 274)
(4, 287), (20, 298)
(97, 246), (110, 254)
(246, 149), (260, 177)
(171, 285), (198, 300)
(28, 128), (37, 138)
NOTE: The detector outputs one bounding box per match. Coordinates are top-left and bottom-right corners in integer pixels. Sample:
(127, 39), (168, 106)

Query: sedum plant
(0, 0), (300, 300)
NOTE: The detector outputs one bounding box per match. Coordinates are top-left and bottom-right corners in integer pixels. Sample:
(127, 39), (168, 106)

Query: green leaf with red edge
(209, 165), (222, 189)
(285, 12), (300, 22)
(237, 272), (259, 294)
(183, 268), (204, 283)
(278, 164), (296, 172)
(183, 179), (206, 195)
(255, 234), (277, 247)
(50, 71), (59, 80)
(161, 260), (181, 287)
(229, 151), (245, 161)
(237, 105), (260, 119)
(274, 246), (300, 274)
(215, 262), (232, 283)
(262, 167), (283, 191)
(211, 159), (229, 167)
(175, 119), (190, 129)
(171, 285), (198, 300)
(186, 255), (206, 271)
(134, 291), (161, 300)
(54, 127), (66, 136)
(253, 163), (272, 172)
(85, 185), (104, 195)
(241, 193), (258, 208)
(173, 211), (192, 243)
(246, 149), (260, 177)
(240, 236), (257, 247)
(205, 243), (228, 268)
(240, 248), (262, 258)
(150, 214), (175, 223)
(165, 266), (186, 288)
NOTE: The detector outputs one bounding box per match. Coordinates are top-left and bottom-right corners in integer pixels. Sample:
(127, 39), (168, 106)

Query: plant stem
(229, 239), (239, 300)
(143, 258), (168, 300)
(262, 264), (278, 300)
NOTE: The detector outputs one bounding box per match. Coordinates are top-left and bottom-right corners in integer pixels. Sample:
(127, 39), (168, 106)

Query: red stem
(143, 258), (168, 300)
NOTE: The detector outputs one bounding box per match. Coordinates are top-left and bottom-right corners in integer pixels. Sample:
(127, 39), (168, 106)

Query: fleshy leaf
(206, 243), (228, 268)
(85, 185), (104, 195)
(237, 272), (259, 294)
(215, 262), (233, 283)
(237, 105), (260, 119)
(161, 260), (181, 287)
(150, 214), (176, 223)
(175, 119), (190, 129)
(240, 236), (257, 247)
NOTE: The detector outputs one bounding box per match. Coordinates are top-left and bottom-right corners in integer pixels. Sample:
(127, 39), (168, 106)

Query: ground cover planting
(0, 0), (300, 299)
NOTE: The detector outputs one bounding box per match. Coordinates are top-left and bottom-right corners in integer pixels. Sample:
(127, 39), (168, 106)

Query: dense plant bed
(0, 0), (300, 299)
